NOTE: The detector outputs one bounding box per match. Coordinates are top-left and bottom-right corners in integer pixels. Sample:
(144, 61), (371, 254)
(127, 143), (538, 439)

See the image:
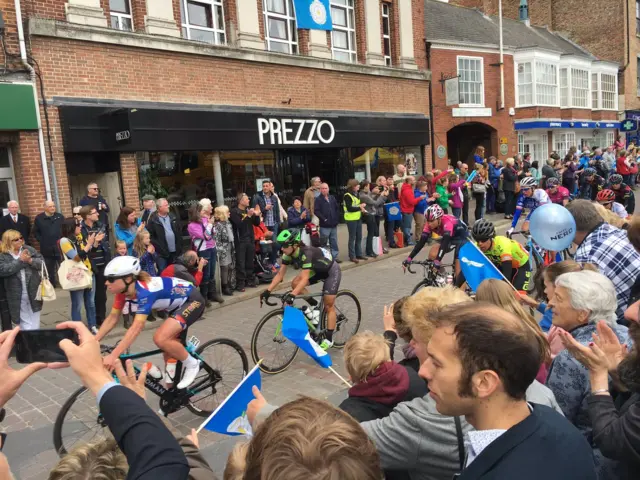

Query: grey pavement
(2, 206), (511, 480)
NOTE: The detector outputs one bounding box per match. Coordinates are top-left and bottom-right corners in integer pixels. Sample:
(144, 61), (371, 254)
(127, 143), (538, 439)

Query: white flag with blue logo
(459, 241), (508, 292)
(282, 306), (332, 368)
(293, 0), (333, 30)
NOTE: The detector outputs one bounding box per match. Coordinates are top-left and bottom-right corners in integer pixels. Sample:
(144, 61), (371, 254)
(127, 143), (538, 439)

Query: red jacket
(161, 263), (203, 287)
(617, 156), (631, 175)
(400, 183), (423, 213)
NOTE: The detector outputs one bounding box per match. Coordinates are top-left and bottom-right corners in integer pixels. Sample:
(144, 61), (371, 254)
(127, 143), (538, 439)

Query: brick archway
(446, 122), (497, 167)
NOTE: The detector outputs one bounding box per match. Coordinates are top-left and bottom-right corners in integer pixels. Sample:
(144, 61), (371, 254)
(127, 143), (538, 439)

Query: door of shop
(0, 147), (18, 216)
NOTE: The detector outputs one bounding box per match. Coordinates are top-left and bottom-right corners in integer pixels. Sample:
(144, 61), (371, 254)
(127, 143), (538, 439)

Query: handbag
(58, 259), (93, 291)
(393, 230), (405, 248)
(372, 236), (382, 255)
(472, 182), (486, 194)
(36, 261), (57, 302)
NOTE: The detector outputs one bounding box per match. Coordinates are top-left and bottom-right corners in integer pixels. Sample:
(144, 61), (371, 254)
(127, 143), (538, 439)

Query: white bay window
(570, 68), (589, 108)
(592, 73), (599, 109)
(600, 73), (616, 110)
(535, 62), (557, 105)
(457, 56), (484, 106)
(517, 63), (533, 105)
(515, 58), (558, 107)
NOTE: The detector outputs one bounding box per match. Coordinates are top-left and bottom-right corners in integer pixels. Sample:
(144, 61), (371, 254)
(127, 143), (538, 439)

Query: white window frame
(570, 67), (590, 108)
(592, 73), (599, 110)
(516, 62), (533, 106)
(110, 0), (133, 31)
(560, 67), (569, 107)
(263, 0), (298, 54)
(535, 61), (558, 106)
(554, 131), (576, 157)
(514, 52), (560, 108)
(382, 3), (392, 67)
(457, 56), (484, 107)
(181, 0), (226, 45)
(331, 0), (357, 63)
(607, 131), (615, 147)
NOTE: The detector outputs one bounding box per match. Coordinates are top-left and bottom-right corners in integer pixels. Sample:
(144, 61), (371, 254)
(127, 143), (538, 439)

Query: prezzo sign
(257, 118), (336, 146)
(115, 130), (131, 142)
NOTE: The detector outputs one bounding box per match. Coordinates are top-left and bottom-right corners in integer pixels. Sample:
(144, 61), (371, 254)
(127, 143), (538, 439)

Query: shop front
(59, 104), (430, 224)
(515, 120), (619, 158)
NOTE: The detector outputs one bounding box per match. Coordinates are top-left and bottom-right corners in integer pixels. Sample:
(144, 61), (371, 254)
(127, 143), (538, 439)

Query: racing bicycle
(404, 259), (455, 295)
(251, 290), (361, 374)
(507, 230), (573, 279)
(53, 329), (248, 456)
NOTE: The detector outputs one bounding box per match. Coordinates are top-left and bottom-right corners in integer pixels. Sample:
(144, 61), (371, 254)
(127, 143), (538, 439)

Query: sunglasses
(105, 275), (126, 283)
(521, 187), (532, 192)
(12, 237), (23, 242)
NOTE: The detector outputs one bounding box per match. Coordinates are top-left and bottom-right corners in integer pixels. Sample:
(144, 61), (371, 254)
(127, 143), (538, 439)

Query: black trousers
(94, 269), (107, 326)
(504, 190), (517, 216)
(235, 241), (255, 288)
(462, 195), (470, 225)
(44, 255), (59, 287)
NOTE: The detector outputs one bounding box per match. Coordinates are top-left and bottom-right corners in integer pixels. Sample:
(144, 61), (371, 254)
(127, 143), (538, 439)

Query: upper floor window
(592, 73), (599, 109)
(331, 0), (357, 63)
(382, 3), (392, 66)
(560, 68), (569, 107)
(570, 68), (590, 108)
(110, 0), (133, 31)
(180, 0), (226, 45)
(536, 62), (557, 105)
(600, 73), (616, 110)
(517, 63), (533, 105)
(457, 56), (484, 106)
(636, 1), (640, 34)
(263, 0), (298, 54)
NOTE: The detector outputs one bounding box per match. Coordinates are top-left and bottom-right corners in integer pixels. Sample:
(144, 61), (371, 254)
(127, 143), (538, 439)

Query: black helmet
(584, 167), (596, 176)
(472, 219), (496, 242)
(609, 174), (623, 185)
(546, 177), (560, 187)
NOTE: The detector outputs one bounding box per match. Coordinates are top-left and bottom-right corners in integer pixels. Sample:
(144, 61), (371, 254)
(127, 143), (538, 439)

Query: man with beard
(560, 304), (640, 479)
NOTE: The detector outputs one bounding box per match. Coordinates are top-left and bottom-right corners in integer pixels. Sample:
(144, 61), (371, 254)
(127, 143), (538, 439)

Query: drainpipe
(14, 0), (54, 204)
(425, 40), (436, 169)
(498, 0), (505, 111)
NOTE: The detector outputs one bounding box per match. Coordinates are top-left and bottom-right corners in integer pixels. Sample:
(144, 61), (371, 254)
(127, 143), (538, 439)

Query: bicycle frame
(271, 293), (327, 338)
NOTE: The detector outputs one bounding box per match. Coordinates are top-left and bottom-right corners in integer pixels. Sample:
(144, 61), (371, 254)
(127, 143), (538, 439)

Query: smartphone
(15, 329), (79, 363)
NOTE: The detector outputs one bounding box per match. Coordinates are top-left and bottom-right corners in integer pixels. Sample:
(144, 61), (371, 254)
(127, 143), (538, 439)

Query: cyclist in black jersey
(260, 229), (342, 350)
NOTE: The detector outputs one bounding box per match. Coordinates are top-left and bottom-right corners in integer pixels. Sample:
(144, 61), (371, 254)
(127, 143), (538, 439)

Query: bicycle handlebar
(260, 291), (323, 308)
(506, 230), (530, 240)
(101, 344), (116, 354)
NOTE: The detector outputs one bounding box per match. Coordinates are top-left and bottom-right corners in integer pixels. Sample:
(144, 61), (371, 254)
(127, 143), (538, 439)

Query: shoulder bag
(36, 261), (57, 301)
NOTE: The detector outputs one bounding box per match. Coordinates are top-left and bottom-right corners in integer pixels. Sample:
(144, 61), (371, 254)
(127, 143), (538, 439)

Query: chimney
(519, 0), (530, 26)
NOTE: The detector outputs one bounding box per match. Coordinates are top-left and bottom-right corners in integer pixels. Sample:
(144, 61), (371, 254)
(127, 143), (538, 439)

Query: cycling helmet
(520, 177), (537, 188)
(546, 177), (560, 187)
(104, 256), (141, 278)
(609, 173), (624, 185)
(425, 204), (444, 222)
(584, 167), (596, 176)
(596, 189), (616, 203)
(276, 228), (302, 247)
(471, 219), (496, 242)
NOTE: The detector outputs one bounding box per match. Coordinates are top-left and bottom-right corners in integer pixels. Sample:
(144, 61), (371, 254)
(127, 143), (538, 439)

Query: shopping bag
(301, 229), (312, 247)
(372, 236), (383, 255)
(384, 202), (402, 221)
(58, 259), (93, 291)
(36, 262), (57, 302)
(394, 230), (404, 248)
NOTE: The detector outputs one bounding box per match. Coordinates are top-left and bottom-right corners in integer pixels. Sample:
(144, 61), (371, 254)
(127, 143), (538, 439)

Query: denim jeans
(473, 193), (486, 221)
(156, 252), (176, 274)
(70, 274), (96, 328)
(320, 226), (339, 258)
(198, 248), (214, 283)
(266, 223), (279, 264)
(452, 207), (462, 219)
(401, 213), (414, 245)
(486, 185), (496, 212)
(346, 220), (362, 259)
(364, 214), (377, 256)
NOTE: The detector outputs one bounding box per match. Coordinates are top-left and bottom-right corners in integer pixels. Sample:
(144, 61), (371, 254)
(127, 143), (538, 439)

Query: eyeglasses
(12, 237), (23, 242)
(521, 187), (532, 192)
(105, 275), (125, 283)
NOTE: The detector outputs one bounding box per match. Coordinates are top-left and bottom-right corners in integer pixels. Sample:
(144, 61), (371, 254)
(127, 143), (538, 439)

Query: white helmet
(104, 256), (141, 278)
(520, 177), (537, 188)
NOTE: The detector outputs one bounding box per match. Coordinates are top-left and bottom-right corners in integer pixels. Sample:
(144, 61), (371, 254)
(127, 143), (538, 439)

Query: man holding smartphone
(79, 182), (111, 235)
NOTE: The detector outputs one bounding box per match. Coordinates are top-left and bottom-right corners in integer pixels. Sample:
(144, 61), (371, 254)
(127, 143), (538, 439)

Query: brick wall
(426, 47), (517, 170)
(130, 0), (147, 33)
(560, 108), (593, 120)
(412, 0), (426, 69)
(513, 106), (561, 120)
(120, 153), (140, 207)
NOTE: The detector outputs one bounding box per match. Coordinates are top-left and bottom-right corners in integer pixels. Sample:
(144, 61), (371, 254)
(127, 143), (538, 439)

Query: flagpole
(329, 366), (352, 388)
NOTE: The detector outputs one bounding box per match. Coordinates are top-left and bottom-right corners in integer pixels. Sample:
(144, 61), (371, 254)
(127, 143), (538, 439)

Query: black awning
(58, 105), (430, 153)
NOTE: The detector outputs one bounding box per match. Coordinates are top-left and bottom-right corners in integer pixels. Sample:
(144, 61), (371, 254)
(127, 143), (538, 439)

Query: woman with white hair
(547, 270), (633, 479)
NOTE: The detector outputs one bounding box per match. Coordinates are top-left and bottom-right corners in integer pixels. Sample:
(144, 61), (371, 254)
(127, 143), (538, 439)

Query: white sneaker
(177, 359), (201, 389)
(91, 326), (99, 335)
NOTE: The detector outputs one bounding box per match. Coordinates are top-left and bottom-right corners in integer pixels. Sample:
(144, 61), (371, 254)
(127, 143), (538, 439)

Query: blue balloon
(529, 203), (576, 251)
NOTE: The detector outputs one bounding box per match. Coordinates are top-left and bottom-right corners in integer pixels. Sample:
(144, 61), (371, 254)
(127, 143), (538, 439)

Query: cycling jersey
(282, 245), (334, 278)
(511, 189), (550, 228)
(422, 214), (466, 238)
(578, 175), (605, 201)
(409, 215), (468, 262)
(482, 236), (529, 269)
(609, 184), (635, 214)
(610, 202), (629, 219)
(546, 187), (570, 205)
(113, 277), (195, 316)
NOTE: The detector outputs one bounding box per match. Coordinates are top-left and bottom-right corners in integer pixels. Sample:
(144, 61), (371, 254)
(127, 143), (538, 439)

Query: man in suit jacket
(0, 201), (30, 244)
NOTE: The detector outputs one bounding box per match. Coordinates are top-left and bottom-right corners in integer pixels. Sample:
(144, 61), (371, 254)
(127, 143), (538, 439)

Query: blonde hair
(592, 202), (627, 229)
(214, 205), (230, 222)
(223, 442), (248, 480)
(132, 231), (150, 258)
(506, 157), (515, 166)
(343, 331), (391, 383)
(0, 229), (22, 254)
(239, 397), (381, 480)
(404, 286), (472, 345)
(476, 279), (551, 364)
(48, 438), (128, 480)
(115, 239), (127, 250)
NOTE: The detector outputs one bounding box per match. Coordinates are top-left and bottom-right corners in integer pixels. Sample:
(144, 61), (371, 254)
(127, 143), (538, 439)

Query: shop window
(517, 63), (533, 106)
(601, 73), (616, 110)
(382, 3), (392, 67)
(457, 56), (484, 106)
(263, 0), (298, 54)
(570, 68), (589, 108)
(560, 68), (569, 107)
(535, 62), (557, 106)
(351, 146), (423, 184)
(180, 0), (226, 45)
(592, 73), (599, 109)
(555, 132), (576, 158)
(220, 151), (276, 204)
(331, 0), (357, 63)
(109, 0), (133, 31)
(517, 134), (525, 156)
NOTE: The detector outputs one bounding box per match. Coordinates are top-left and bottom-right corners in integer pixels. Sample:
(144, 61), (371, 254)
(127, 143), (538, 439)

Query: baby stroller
(253, 224), (276, 284)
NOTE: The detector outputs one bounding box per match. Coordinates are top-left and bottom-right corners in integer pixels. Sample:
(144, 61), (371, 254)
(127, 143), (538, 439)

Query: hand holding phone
(15, 328), (79, 364)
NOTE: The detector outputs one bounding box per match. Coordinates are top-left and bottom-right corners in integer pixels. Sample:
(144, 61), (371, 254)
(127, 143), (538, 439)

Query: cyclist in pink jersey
(545, 177), (570, 206)
(403, 205), (468, 279)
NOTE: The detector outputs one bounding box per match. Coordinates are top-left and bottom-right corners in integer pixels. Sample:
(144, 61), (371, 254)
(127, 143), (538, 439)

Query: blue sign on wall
(514, 120), (620, 130)
(293, 0), (333, 30)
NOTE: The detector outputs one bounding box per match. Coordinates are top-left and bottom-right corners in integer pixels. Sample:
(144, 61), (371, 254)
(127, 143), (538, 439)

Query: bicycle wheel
(187, 338), (249, 417)
(323, 290), (362, 348)
(411, 278), (436, 295)
(53, 386), (110, 457)
(251, 308), (299, 374)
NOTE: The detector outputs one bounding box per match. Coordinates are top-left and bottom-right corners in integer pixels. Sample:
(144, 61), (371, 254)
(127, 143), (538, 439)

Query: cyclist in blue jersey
(506, 176), (550, 236)
(95, 256), (206, 389)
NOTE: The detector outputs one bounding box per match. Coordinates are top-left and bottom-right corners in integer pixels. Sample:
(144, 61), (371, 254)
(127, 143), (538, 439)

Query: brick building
(426, 0), (620, 171)
(0, 0), (430, 234)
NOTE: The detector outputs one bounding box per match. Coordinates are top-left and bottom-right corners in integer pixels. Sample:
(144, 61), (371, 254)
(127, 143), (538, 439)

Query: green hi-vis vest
(343, 192), (361, 221)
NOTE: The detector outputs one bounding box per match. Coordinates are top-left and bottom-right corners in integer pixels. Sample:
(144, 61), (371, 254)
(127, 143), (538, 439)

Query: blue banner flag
(465, 169), (478, 184)
(197, 363), (261, 436)
(458, 242), (508, 292)
(384, 201), (402, 221)
(293, 0), (333, 30)
(282, 306), (332, 368)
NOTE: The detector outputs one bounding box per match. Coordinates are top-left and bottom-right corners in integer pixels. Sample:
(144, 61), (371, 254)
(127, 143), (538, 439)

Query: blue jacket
(114, 219), (141, 255)
(314, 194), (340, 228)
(488, 163), (501, 187)
(287, 206), (310, 228)
(413, 189), (428, 215)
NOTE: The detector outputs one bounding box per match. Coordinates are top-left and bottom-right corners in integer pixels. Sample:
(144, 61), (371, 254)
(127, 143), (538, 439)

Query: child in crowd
(382, 296), (420, 372)
(338, 331), (427, 423)
(435, 176), (451, 213)
(133, 230), (158, 276)
(114, 239), (136, 328)
(115, 239), (128, 257)
(447, 172), (466, 219)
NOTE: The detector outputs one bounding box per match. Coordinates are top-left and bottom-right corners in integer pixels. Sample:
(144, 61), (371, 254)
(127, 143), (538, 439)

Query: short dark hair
(432, 303), (542, 400)
(262, 180), (270, 186)
(523, 153), (531, 160)
(79, 205), (95, 220)
(292, 196), (303, 204)
(236, 192), (247, 204)
(61, 217), (78, 239)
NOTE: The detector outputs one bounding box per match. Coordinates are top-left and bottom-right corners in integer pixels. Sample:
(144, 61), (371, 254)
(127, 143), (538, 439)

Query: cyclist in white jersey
(95, 256), (206, 389)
